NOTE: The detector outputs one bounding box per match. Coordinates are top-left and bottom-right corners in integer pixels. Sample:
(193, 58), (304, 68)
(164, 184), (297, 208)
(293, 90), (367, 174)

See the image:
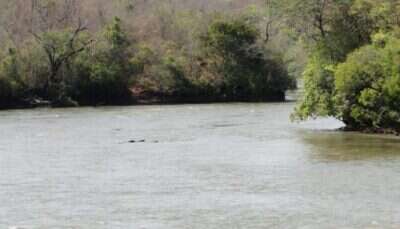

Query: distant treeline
(0, 0), (297, 109)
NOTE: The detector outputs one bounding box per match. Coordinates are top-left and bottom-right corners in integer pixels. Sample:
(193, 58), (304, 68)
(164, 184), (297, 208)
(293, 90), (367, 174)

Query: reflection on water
(302, 131), (400, 161)
(1, 103), (400, 229)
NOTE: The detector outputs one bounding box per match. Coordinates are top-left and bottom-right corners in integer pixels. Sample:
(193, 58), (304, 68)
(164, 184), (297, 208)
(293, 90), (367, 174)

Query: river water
(1, 102), (400, 229)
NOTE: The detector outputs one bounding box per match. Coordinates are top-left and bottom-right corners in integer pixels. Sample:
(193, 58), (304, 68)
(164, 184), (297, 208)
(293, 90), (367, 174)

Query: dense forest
(0, 0), (297, 109)
(0, 0), (399, 133)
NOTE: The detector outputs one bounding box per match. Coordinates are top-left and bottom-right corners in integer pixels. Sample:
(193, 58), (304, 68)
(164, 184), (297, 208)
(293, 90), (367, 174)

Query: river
(1, 102), (400, 228)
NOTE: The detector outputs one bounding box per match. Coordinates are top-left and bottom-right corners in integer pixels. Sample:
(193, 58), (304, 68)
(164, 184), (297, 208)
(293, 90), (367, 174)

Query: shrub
(0, 48), (28, 107)
(333, 34), (400, 131)
(292, 53), (336, 120)
(70, 17), (134, 105)
(294, 32), (400, 132)
(201, 18), (295, 100)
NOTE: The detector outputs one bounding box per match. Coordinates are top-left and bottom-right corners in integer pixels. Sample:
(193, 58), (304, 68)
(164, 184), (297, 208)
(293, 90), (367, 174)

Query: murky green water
(1, 103), (400, 229)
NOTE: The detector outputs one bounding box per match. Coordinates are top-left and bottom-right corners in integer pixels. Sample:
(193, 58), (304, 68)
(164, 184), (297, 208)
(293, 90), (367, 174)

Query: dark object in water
(128, 139), (146, 143)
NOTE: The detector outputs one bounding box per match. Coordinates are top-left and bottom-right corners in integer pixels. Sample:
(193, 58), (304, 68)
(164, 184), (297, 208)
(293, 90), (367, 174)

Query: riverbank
(4, 94), (398, 137)
(340, 126), (400, 136)
(0, 92), (288, 111)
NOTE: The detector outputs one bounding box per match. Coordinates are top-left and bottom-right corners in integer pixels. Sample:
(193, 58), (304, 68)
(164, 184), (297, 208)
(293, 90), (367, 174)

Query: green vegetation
(289, 0), (400, 134)
(200, 19), (294, 101)
(71, 17), (134, 105)
(0, 1), (296, 109)
(1, 0), (399, 134)
(334, 33), (400, 132)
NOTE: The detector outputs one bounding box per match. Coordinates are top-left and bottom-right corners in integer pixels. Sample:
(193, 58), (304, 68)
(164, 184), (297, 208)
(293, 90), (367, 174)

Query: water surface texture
(1, 103), (400, 229)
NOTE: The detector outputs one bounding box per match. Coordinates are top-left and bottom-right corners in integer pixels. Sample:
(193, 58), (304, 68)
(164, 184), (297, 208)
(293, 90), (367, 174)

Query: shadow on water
(300, 130), (400, 162)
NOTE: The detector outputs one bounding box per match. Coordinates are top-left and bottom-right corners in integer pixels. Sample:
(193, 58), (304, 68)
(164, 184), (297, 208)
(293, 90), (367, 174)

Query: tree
(71, 17), (134, 105)
(31, 19), (93, 99)
(201, 18), (295, 100)
(292, 0), (400, 133)
(333, 33), (400, 131)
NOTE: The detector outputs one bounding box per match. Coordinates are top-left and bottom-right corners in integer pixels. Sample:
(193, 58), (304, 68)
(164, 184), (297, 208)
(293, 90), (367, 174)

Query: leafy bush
(70, 17), (134, 105)
(131, 44), (199, 99)
(295, 32), (400, 132)
(292, 53), (336, 120)
(334, 33), (400, 131)
(0, 47), (30, 107)
(200, 18), (295, 100)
